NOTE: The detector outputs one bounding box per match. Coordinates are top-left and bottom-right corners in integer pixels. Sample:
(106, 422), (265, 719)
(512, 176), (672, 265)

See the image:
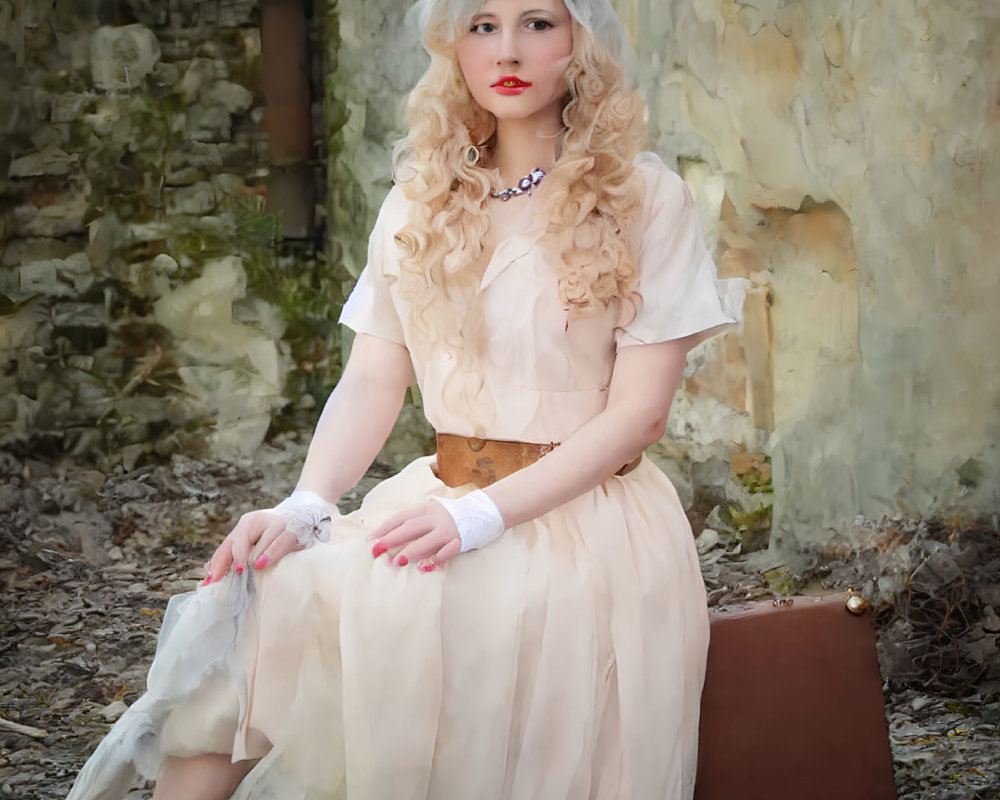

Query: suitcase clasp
(846, 589), (871, 615)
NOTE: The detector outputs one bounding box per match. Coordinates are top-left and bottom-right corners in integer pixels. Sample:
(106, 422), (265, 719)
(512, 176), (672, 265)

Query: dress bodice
(340, 154), (743, 442)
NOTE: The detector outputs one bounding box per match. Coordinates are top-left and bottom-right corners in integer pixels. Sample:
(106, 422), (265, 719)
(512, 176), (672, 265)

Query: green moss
(740, 457), (774, 494)
(764, 566), (797, 596)
(730, 504), (773, 552)
(221, 193), (349, 425)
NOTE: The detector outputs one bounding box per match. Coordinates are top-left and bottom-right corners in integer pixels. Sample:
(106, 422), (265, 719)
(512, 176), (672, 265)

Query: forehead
(419, 0), (577, 44)
(455, 0), (571, 19)
(475, 0), (569, 11)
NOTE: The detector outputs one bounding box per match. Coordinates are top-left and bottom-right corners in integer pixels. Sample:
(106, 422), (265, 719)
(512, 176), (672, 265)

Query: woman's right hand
(203, 489), (337, 584)
(202, 509), (305, 585)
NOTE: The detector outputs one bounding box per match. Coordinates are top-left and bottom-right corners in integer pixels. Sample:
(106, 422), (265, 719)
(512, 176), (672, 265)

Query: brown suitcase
(695, 593), (897, 800)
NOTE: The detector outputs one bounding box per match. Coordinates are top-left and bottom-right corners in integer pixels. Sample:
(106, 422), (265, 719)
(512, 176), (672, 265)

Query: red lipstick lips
(492, 76), (532, 95)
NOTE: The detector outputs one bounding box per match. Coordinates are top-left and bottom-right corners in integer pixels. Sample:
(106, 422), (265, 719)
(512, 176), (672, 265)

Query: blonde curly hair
(392, 8), (647, 354)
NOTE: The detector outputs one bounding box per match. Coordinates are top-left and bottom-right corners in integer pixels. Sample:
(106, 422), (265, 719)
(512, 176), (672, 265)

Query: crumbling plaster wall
(323, 1), (439, 466)
(627, 0), (1000, 548)
(3, 0), (994, 548)
(327, 0), (1000, 550)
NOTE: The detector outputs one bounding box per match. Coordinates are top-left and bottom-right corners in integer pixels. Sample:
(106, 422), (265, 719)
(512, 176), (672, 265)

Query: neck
(491, 116), (564, 186)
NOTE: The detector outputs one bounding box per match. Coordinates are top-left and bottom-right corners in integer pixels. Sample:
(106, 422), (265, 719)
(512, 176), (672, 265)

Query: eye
(470, 21), (497, 34)
(526, 18), (553, 32)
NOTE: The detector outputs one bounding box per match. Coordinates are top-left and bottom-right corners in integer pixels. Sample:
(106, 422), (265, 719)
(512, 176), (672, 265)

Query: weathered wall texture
(323, 1), (438, 465)
(326, 0), (999, 550)
(3, 0), (995, 549)
(625, 0), (1000, 548)
(0, 0), (335, 467)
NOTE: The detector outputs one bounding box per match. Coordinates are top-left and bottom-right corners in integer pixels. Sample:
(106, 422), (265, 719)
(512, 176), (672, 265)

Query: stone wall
(0, 0), (337, 468)
(322, 0), (437, 466)
(4, 0), (996, 549)
(626, 0), (1000, 549)
(323, 0), (1000, 552)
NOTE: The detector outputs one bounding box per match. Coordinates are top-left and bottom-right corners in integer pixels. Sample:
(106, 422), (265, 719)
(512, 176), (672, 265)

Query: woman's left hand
(368, 502), (462, 571)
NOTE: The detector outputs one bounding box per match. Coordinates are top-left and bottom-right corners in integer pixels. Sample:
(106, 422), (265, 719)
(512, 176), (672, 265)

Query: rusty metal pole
(259, 0), (314, 238)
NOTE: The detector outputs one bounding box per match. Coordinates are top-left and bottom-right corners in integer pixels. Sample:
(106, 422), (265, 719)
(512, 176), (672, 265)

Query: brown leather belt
(434, 433), (642, 489)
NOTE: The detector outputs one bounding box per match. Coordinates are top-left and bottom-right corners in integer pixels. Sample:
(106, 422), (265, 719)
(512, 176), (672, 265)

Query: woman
(68, 0), (741, 798)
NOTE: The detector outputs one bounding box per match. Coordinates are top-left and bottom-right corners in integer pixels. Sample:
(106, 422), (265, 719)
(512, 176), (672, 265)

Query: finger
(432, 537), (462, 567)
(378, 516), (435, 552)
(206, 537), (235, 584)
(373, 530), (420, 561)
(368, 512), (408, 541)
(249, 517), (294, 563)
(373, 517), (433, 561)
(368, 505), (425, 540)
(209, 514), (260, 576)
(393, 528), (456, 567)
(416, 557), (438, 573)
(253, 529), (300, 571)
(229, 520), (261, 575)
(221, 512), (276, 576)
(380, 541), (405, 561)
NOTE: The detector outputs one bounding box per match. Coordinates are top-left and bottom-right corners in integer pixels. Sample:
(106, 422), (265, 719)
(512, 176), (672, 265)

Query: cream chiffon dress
(67, 154), (743, 800)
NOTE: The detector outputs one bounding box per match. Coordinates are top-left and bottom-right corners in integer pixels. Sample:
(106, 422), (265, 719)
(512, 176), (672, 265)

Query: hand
(368, 502), (462, 572)
(202, 490), (336, 584)
(203, 509), (303, 584)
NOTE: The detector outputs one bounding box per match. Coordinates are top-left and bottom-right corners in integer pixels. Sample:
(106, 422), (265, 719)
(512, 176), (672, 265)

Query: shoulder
(633, 152), (695, 222)
(364, 184), (414, 278)
(373, 183), (413, 233)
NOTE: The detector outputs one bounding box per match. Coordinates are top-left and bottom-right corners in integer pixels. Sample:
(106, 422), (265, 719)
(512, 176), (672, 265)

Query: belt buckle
(467, 438), (486, 452)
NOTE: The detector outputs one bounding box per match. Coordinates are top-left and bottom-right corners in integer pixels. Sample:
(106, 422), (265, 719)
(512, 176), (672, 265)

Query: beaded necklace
(490, 168), (546, 202)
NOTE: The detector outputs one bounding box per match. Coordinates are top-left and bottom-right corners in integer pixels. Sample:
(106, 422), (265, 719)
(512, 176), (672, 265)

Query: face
(455, 0), (575, 128)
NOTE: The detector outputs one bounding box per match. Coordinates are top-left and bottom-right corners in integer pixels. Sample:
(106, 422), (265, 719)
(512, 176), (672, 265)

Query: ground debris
(0, 718), (48, 739)
(817, 518), (1000, 699)
(0, 446), (311, 799)
(2, 453), (998, 798)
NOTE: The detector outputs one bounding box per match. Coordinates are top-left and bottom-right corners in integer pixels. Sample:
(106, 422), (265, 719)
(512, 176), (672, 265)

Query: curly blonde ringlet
(392, 5), (648, 355)
(392, 8), (495, 355)
(545, 23), (646, 322)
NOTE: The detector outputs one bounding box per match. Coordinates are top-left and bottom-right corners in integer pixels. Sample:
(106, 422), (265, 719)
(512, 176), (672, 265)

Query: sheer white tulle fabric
(67, 156), (737, 800)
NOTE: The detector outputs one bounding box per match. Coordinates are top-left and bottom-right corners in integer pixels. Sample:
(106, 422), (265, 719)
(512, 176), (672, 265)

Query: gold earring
(466, 145), (481, 166)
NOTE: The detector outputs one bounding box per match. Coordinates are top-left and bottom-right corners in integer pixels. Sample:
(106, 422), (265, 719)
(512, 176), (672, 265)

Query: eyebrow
(471, 9), (558, 20)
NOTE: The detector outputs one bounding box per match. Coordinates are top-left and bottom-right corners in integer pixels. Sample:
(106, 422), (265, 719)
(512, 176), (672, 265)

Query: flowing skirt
(67, 456), (709, 800)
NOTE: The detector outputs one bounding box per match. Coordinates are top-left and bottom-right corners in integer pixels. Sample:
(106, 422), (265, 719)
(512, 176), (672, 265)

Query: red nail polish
(372, 541), (388, 558)
(395, 555), (409, 567)
(418, 561), (437, 573)
(254, 554), (269, 570)
(235, 564), (244, 575)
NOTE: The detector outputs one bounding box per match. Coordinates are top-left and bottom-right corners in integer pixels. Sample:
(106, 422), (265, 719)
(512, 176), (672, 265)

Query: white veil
(408, 0), (637, 84)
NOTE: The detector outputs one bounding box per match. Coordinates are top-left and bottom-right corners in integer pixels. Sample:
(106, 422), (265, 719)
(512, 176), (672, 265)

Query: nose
(496, 28), (521, 66)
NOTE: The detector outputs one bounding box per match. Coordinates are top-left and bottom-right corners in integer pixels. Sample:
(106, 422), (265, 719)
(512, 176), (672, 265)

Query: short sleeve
(615, 154), (746, 351)
(338, 186), (407, 346)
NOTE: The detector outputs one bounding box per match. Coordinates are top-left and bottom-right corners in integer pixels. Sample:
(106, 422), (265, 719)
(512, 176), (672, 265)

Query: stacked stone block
(0, 0), (316, 468)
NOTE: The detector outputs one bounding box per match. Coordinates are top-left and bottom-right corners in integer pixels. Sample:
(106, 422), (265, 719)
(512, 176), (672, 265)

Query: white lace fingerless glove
(271, 489), (338, 547)
(429, 490), (506, 553)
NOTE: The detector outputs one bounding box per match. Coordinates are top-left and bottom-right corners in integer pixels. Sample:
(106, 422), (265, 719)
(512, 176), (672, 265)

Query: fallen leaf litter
(1, 446), (997, 799)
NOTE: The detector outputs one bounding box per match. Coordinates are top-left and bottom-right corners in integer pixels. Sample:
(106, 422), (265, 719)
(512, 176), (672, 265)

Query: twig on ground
(0, 715), (50, 739)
